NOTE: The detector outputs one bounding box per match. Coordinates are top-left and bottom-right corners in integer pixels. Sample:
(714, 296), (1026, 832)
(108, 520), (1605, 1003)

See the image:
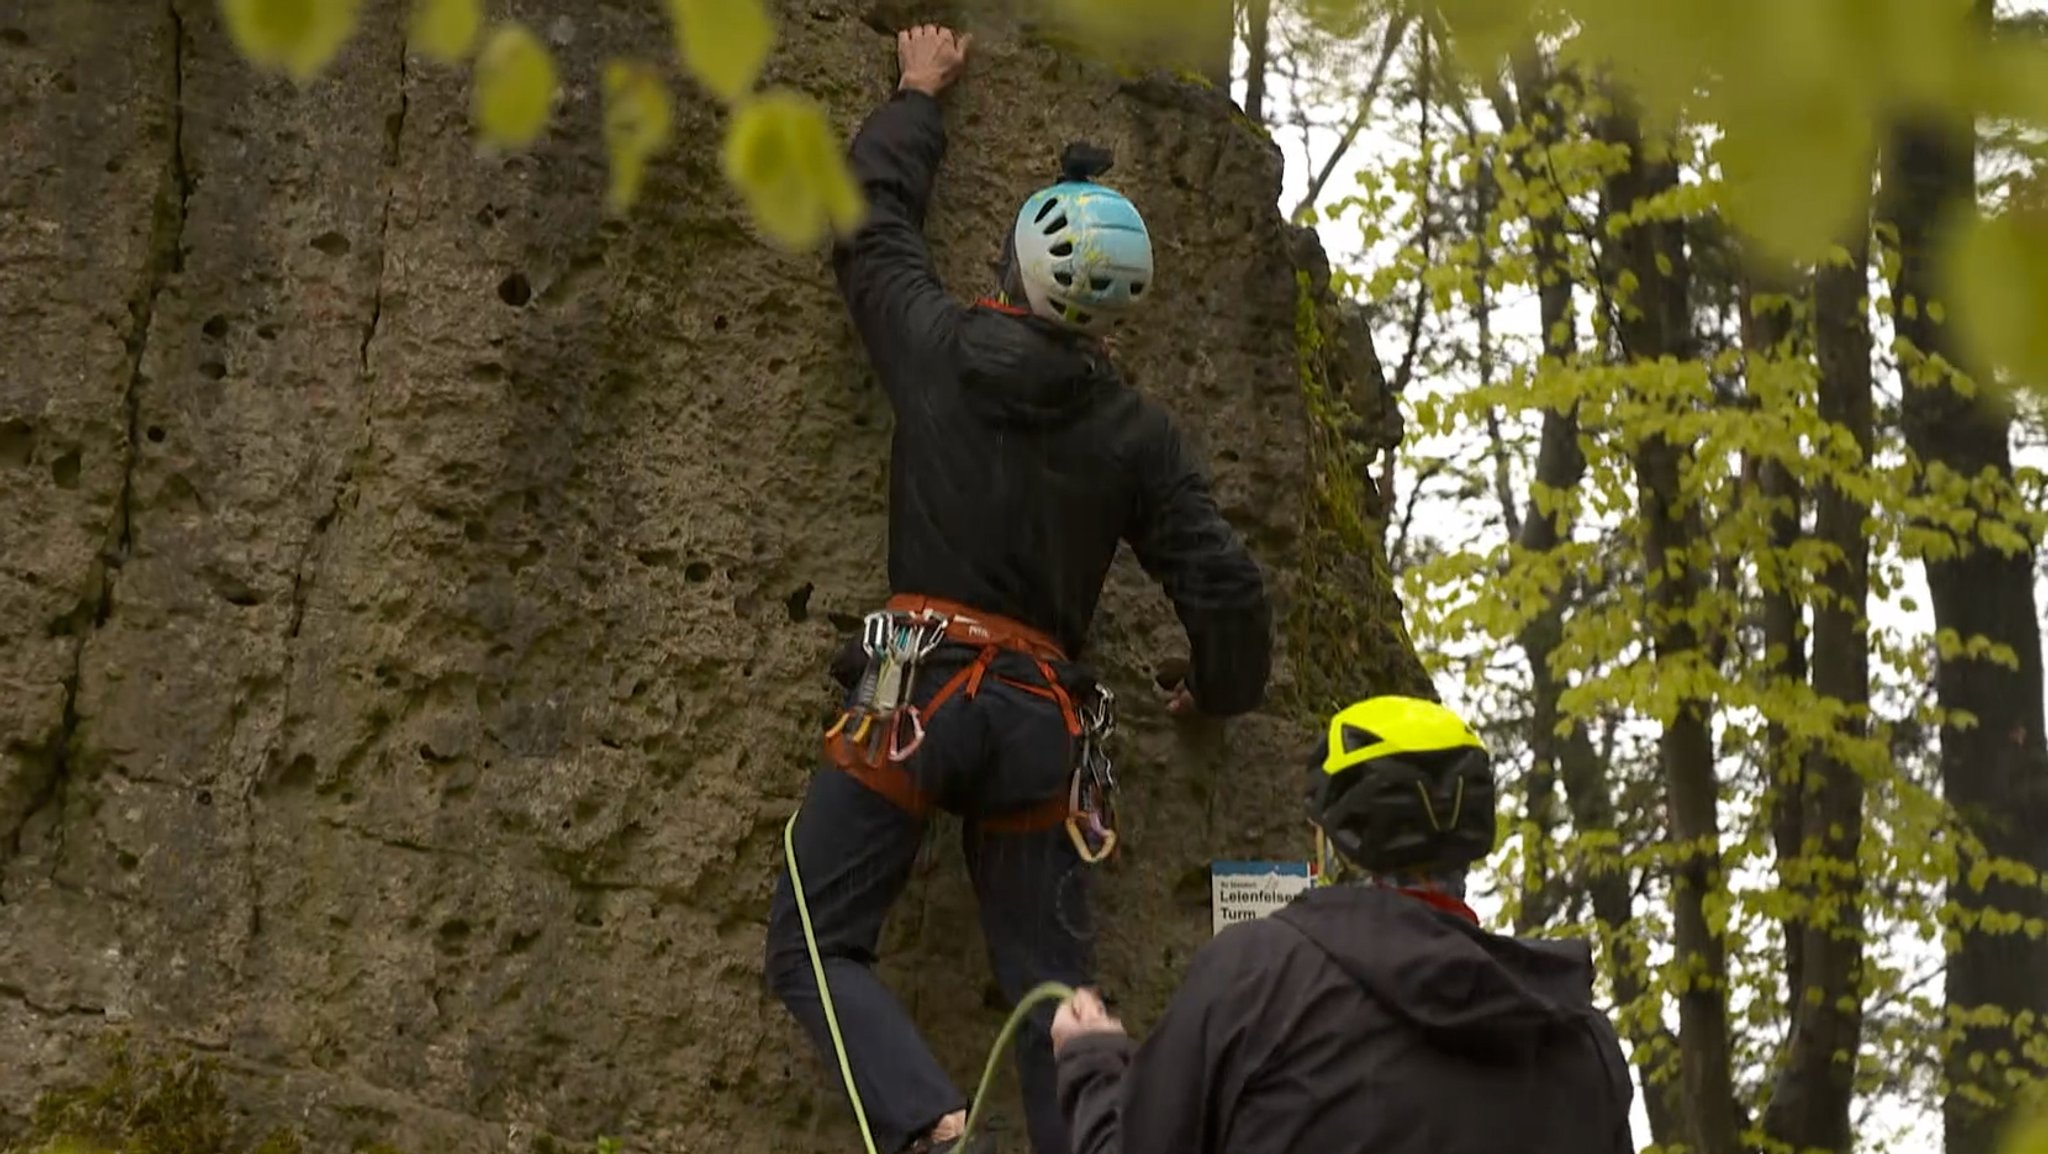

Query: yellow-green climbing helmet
(1304, 695), (1496, 875)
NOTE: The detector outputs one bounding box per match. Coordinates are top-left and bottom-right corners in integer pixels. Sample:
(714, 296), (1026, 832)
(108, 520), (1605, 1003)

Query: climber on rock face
(1048, 694), (1639, 1154)
(761, 21), (1274, 1154)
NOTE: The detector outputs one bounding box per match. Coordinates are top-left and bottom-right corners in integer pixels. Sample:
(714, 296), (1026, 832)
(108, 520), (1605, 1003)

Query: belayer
(1048, 694), (1640, 1154)
(763, 22), (1274, 1154)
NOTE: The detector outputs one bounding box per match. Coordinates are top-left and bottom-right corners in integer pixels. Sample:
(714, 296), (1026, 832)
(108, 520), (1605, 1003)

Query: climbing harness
(783, 808), (1077, 1154)
(823, 594), (1122, 861)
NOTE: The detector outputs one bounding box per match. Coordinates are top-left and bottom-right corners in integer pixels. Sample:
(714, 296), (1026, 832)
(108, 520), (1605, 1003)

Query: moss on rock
(8, 1038), (303, 1154)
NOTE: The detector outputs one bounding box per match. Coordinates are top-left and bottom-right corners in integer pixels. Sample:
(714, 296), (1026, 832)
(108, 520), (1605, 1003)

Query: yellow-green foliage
(1341, 43), (2048, 1140)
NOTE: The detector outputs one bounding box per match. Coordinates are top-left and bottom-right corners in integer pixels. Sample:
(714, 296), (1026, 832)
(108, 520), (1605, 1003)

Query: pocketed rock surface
(0, 1), (1422, 1150)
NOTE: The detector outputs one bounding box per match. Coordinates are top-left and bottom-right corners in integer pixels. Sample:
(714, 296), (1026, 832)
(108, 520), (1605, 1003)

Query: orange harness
(822, 593), (1113, 856)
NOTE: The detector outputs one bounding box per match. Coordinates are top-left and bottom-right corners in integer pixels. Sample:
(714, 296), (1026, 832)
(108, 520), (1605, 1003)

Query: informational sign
(1210, 860), (1314, 934)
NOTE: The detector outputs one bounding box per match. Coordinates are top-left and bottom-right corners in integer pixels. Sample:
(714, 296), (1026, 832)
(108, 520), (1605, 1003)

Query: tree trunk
(1242, 0), (1272, 124)
(1878, 6), (2048, 1151)
(0, 1), (1393, 1148)
(1741, 270), (1811, 1029)
(1759, 201), (1874, 1154)
(1601, 99), (1746, 1154)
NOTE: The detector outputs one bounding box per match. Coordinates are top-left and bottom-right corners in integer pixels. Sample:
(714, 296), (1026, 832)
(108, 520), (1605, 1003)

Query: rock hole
(826, 611), (862, 632)
(463, 520), (487, 542)
(202, 314), (229, 339)
(198, 359), (227, 380)
(475, 206), (499, 228)
(309, 230), (351, 257)
(0, 419), (33, 466)
(785, 583), (814, 622)
(636, 547), (678, 568)
(256, 323), (281, 341)
(197, 789), (213, 807)
(713, 314), (728, 331)
(498, 272), (533, 307)
(104, 157), (123, 175)
(1218, 449), (1240, 463)
(0, 27), (29, 46)
(684, 561), (712, 583)
(767, 357), (788, 373)
(279, 753), (317, 790)
(220, 583), (261, 607)
(50, 450), (81, 489)
(508, 928), (541, 953)
(116, 850), (140, 871)
(438, 918), (471, 944)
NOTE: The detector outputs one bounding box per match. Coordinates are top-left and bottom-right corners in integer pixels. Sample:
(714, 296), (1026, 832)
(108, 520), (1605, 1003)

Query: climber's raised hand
(897, 24), (971, 97)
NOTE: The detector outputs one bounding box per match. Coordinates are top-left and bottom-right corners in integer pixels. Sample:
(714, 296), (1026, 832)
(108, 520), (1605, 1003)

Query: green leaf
(219, 0), (363, 82)
(1943, 207), (2048, 392)
(667, 0), (773, 103)
(603, 60), (675, 214)
(721, 88), (866, 250)
(2000, 1098), (2048, 1154)
(472, 23), (558, 150)
(1710, 82), (1875, 267)
(408, 0), (480, 64)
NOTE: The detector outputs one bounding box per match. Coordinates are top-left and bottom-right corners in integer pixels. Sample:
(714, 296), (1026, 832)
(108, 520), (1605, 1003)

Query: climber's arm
(1056, 930), (1270, 1154)
(831, 88), (966, 397)
(1125, 413), (1273, 718)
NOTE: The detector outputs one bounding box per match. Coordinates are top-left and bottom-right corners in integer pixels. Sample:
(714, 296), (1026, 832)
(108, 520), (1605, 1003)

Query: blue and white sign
(1210, 860), (1314, 934)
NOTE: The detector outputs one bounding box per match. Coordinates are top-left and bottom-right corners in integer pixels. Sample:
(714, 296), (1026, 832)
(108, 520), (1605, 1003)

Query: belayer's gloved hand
(1050, 986), (1126, 1055)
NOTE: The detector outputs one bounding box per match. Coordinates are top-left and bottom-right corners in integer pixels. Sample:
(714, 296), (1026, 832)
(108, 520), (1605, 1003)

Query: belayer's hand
(897, 24), (971, 98)
(1051, 987), (1126, 1055)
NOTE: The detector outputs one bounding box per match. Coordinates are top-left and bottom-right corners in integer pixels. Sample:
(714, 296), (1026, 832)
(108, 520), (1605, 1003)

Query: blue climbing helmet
(1010, 142), (1154, 336)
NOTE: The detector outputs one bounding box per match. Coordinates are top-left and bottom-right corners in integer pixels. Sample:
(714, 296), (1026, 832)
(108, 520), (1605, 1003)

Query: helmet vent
(1043, 213), (1069, 235)
(1339, 724), (1381, 754)
(1050, 240), (1074, 257)
(1034, 198), (1060, 223)
(1129, 281), (1145, 296)
(1053, 270), (1074, 287)
(1089, 276), (1112, 292)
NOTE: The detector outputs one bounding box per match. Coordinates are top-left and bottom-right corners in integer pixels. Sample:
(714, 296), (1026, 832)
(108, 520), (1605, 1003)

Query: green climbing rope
(783, 810), (1079, 1154)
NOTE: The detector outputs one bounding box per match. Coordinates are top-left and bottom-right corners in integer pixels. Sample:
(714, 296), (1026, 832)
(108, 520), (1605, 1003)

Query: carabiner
(861, 610), (893, 658)
(886, 705), (928, 762)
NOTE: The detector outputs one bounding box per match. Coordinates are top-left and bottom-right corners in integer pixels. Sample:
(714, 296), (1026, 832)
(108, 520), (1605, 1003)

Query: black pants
(765, 656), (1094, 1154)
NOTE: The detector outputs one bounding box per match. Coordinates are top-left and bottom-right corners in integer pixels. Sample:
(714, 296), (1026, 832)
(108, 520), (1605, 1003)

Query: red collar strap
(1398, 886), (1481, 925)
(974, 296), (1031, 316)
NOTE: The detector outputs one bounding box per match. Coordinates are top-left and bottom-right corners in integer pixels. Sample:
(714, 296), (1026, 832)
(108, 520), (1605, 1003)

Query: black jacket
(830, 88), (1273, 716)
(1056, 885), (1638, 1154)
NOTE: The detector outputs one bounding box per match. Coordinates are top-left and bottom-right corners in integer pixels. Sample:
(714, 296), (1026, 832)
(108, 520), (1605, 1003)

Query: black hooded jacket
(1056, 884), (1638, 1154)
(829, 87), (1273, 716)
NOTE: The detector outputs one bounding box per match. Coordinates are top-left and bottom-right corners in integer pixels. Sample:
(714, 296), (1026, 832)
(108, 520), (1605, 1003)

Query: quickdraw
(824, 608), (951, 765)
(1066, 684), (1120, 864)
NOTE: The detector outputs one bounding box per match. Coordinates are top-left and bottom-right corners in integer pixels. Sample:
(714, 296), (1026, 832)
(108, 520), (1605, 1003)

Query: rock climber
(761, 22), (1274, 1154)
(1048, 693), (1639, 1154)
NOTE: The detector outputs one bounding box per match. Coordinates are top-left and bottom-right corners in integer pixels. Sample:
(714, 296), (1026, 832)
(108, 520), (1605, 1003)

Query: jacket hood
(1276, 883), (1600, 1062)
(955, 301), (1120, 431)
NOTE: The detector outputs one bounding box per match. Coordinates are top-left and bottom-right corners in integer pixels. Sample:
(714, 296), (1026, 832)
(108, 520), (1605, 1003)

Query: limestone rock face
(0, 1), (1417, 1150)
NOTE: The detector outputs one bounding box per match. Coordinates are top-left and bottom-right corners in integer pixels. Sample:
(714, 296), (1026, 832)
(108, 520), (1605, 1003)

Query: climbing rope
(782, 810), (1078, 1154)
